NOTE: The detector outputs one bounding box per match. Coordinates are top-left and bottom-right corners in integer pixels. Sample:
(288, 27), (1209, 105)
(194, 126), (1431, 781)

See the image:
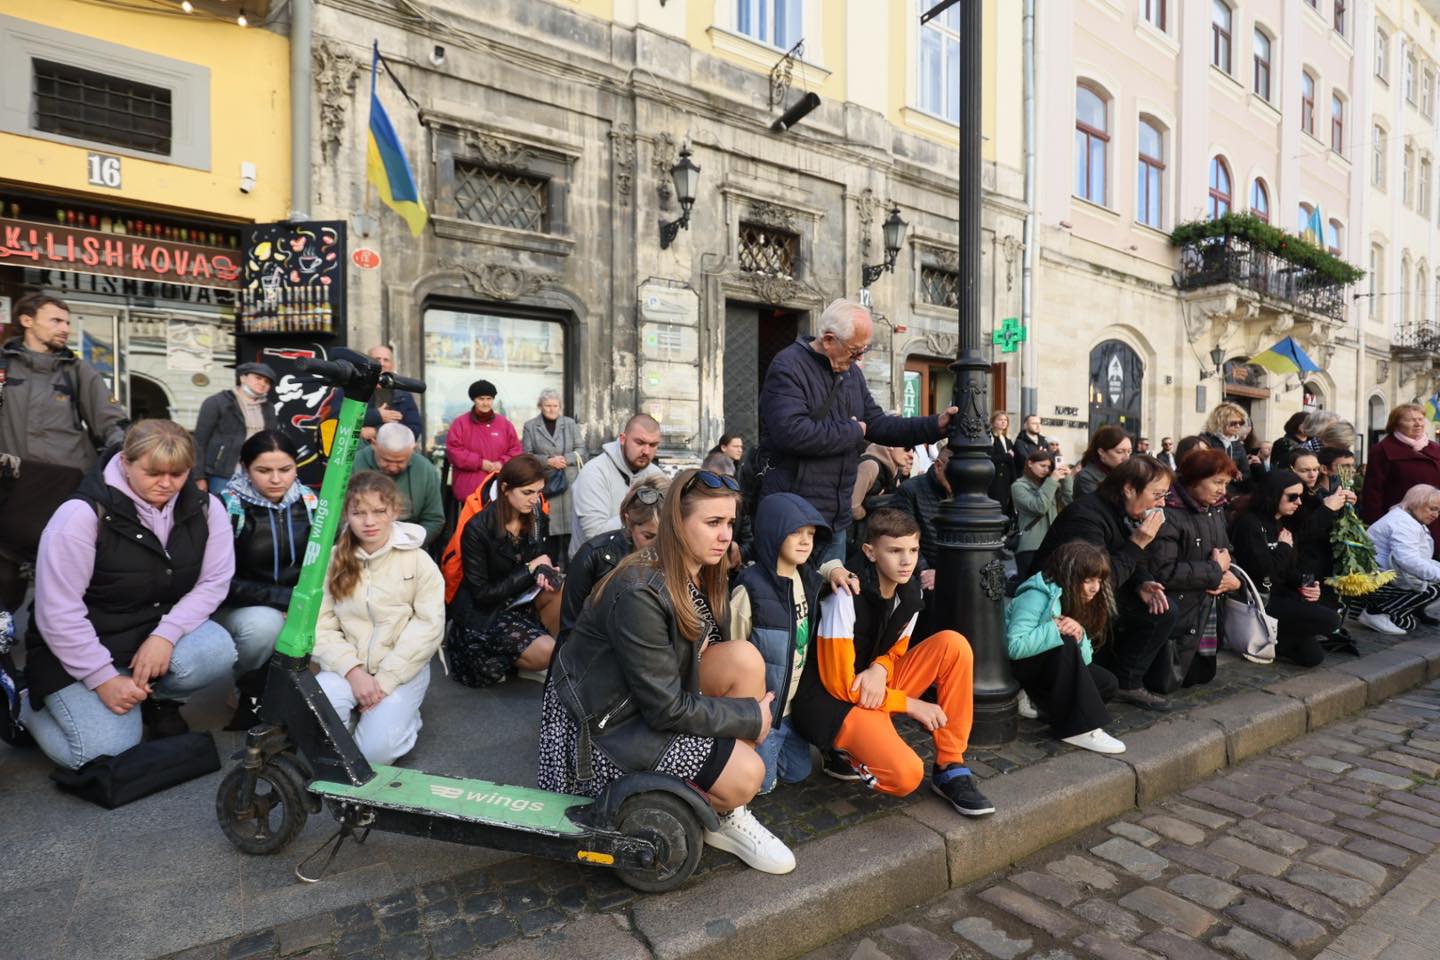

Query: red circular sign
(352, 247), (382, 270)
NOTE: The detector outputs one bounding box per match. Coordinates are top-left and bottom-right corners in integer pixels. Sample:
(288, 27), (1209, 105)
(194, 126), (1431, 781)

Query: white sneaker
(703, 805), (796, 874)
(1016, 690), (1039, 720)
(1061, 728), (1127, 754)
(1359, 610), (1407, 636)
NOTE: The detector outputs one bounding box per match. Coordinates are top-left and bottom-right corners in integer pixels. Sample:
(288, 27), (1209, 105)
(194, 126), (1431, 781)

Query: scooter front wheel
(612, 792), (703, 893)
(216, 761), (309, 854)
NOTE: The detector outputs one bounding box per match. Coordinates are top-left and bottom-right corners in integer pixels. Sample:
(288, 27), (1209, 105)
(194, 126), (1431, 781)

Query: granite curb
(458, 643), (1435, 960)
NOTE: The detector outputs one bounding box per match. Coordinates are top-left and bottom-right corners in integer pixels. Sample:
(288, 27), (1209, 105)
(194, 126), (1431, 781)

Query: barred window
(920, 266), (959, 308)
(453, 161), (549, 232)
(32, 59), (172, 155)
(738, 223), (799, 276)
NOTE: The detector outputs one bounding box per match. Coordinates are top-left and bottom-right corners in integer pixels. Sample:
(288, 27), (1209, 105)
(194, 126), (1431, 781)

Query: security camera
(239, 161), (256, 194)
(429, 45), (446, 66)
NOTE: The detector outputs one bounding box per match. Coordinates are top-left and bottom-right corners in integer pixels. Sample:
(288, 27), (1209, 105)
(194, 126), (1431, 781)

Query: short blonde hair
(122, 419), (195, 473)
(1204, 402), (1247, 437)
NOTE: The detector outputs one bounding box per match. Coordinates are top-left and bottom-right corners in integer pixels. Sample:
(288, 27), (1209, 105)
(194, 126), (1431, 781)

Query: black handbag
(50, 732), (220, 808)
(544, 468), (568, 497)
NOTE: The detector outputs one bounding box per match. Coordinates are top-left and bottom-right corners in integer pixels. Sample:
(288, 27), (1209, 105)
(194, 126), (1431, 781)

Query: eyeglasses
(632, 487), (664, 506)
(1283, 492), (1304, 503)
(684, 470), (740, 493)
(827, 333), (873, 361)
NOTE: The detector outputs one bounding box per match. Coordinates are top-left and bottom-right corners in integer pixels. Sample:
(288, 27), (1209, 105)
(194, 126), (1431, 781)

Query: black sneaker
(932, 764), (995, 817)
(1114, 687), (1172, 712)
(141, 698), (190, 738)
(0, 656), (33, 748)
(821, 748), (863, 781)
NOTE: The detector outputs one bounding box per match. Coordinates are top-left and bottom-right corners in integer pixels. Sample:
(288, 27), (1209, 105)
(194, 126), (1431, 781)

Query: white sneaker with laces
(1359, 610), (1407, 636)
(1016, 690), (1039, 720)
(1061, 728), (1127, 754)
(704, 805), (796, 874)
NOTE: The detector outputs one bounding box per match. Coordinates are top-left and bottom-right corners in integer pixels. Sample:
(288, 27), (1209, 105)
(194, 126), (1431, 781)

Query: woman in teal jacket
(1006, 541), (1124, 754)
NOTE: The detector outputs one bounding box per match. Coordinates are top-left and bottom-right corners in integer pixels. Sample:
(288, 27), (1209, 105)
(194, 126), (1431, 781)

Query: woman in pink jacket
(445, 379), (522, 502)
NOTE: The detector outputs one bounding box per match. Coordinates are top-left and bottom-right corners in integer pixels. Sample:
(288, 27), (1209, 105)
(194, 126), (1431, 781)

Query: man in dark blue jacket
(359, 344), (423, 442)
(758, 299), (955, 566)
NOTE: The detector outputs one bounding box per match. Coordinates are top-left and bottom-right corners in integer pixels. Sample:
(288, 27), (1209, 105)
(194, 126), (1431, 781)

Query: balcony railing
(1176, 236), (1349, 322)
(1392, 321), (1440, 358)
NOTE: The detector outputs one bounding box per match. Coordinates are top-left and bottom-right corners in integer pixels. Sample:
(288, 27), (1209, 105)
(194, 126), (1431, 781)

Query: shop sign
(0, 217), (241, 289)
(902, 370), (922, 418)
(352, 247), (381, 270)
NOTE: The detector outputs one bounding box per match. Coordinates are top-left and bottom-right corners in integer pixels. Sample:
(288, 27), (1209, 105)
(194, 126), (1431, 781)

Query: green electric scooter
(214, 349), (716, 892)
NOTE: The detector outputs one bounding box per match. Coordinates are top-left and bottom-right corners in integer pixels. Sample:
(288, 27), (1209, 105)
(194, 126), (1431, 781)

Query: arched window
(1418, 264), (1429, 325)
(1326, 219), (1343, 256)
(1369, 243), (1383, 319)
(1144, 0), (1166, 31)
(1075, 85), (1109, 204)
(1402, 255), (1412, 329)
(1212, 0), (1233, 73)
(1298, 202), (1315, 238)
(1301, 72), (1316, 135)
(1250, 179), (1270, 222)
(1331, 94), (1346, 154)
(1373, 123), (1387, 189)
(1137, 118), (1165, 228)
(1208, 157), (1232, 219)
(1253, 29), (1272, 100)
(1405, 145), (1416, 205)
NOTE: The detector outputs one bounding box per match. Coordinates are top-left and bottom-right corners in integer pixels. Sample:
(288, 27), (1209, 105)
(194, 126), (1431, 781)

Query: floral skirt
(445, 606), (548, 688)
(534, 680), (733, 798)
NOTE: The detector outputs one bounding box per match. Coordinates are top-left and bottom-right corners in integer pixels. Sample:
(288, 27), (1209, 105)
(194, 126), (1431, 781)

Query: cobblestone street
(797, 680), (1440, 960)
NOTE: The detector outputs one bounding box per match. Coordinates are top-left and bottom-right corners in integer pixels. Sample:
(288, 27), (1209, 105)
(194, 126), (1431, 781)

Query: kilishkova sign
(0, 217), (242, 290)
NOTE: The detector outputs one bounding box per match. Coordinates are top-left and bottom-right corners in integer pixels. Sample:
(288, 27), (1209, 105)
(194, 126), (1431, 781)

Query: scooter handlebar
(294, 357), (357, 383)
(381, 372), (427, 394)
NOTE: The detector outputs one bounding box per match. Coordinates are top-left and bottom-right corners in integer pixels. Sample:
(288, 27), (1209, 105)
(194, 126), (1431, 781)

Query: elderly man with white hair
(355, 422), (446, 547)
(1358, 483), (1440, 635)
(756, 297), (957, 566)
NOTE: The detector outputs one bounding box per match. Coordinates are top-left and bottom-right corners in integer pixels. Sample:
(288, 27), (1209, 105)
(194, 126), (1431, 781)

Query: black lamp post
(933, 0), (1017, 747)
(659, 143), (700, 249)
(862, 206), (907, 287)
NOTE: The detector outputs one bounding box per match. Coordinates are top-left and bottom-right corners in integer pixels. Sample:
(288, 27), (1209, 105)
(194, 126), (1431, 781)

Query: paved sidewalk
(799, 681), (1440, 960)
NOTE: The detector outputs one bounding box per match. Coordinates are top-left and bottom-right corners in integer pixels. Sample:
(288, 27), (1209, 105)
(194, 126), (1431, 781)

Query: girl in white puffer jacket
(314, 471), (445, 764)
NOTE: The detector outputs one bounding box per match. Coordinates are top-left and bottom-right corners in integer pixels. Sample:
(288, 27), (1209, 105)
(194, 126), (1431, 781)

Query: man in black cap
(194, 361), (278, 494)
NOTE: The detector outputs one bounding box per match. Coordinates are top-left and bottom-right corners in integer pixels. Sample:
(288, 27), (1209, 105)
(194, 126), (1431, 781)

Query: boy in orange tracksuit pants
(790, 509), (996, 815)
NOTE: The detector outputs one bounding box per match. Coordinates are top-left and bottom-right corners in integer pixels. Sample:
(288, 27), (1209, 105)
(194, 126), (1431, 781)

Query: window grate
(32, 59), (172, 155)
(738, 223), (799, 276)
(453, 161), (549, 232)
(921, 266), (960, 309)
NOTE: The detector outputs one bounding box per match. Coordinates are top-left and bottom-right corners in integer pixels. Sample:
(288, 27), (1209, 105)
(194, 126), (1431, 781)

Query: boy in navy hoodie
(727, 493), (832, 793)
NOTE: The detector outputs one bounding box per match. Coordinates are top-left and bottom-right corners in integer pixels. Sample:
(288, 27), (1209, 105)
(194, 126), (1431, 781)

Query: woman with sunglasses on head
(539, 468), (795, 874)
(556, 475), (671, 648)
(1231, 470), (1338, 668)
(1200, 402), (1260, 494)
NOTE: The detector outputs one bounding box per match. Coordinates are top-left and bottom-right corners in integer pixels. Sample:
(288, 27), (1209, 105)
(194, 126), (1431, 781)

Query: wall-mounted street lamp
(1210, 345), (1226, 378)
(861, 206), (907, 287)
(659, 143), (700, 249)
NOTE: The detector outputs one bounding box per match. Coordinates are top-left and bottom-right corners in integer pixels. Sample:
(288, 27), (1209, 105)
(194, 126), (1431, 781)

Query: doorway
(723, 301), (802, 445)
(904, 356), (956, 416)
(1088, 340), (1144, 438)
(129, 374), (172, 422)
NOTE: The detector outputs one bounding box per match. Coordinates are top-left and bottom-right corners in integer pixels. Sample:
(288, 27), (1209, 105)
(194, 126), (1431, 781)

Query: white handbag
(1221, 563), (1278, 664)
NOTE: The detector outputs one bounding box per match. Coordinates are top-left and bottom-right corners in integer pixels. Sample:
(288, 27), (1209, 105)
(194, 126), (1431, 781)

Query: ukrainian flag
(1249, 336), (1324, 375)
(1425, 391), (1440, 423)
(367, 44), (427, 237)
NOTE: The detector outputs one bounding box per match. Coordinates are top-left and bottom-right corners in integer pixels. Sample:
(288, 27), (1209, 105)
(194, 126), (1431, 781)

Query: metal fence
(1176, 237), (1349, 322)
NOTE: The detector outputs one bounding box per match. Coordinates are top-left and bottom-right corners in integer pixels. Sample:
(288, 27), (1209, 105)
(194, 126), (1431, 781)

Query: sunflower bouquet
(1325, 462), (1397, 597)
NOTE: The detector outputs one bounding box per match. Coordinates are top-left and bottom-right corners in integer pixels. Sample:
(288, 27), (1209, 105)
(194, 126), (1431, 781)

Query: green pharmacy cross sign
(992, 317), (1026, 353)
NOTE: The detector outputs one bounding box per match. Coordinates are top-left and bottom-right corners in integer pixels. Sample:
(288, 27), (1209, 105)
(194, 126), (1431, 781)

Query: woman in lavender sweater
(21, 419), (237, 769)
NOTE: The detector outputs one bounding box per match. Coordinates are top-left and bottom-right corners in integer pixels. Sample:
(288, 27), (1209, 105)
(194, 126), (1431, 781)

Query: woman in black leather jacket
(539, 468), (795, 875)
(558, 474), (669, 646)
(446, 454), (556, 687)
(215, 430), (316, 727)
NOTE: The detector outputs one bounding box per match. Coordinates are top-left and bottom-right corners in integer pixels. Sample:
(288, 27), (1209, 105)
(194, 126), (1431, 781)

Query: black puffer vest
(27, 455), (210, 707)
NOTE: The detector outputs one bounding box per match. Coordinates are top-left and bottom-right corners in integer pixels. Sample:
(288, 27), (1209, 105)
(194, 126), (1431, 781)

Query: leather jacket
(549, 563), (763, 775)
(558, 528), (632, 645)
(457, 499), (548, 632)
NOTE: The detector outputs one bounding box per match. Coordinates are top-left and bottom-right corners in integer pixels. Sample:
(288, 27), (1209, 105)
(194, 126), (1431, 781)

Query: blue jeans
(207, 475), (232, 497)
(21, 619), (237, 769)
(214, 605), (285, 674)
(755, 716), (813, 793)
(816, 532), (849, 570)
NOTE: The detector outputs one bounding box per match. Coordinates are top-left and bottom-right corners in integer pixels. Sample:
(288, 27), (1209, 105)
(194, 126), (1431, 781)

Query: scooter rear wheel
(613, 792), (703, 893)
(216, 761), (309, 855)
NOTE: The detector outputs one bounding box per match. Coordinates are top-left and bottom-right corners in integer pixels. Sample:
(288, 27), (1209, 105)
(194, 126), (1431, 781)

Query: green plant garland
(1171, 213), (1366, 287)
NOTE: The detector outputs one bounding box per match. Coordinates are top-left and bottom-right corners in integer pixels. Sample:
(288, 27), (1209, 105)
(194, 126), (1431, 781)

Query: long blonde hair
(599, 468), (737, 642)
(328, 471), (404, 600)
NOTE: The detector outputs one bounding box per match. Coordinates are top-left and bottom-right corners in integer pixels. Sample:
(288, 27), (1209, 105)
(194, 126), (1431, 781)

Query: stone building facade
(306, 0), (1016, 453)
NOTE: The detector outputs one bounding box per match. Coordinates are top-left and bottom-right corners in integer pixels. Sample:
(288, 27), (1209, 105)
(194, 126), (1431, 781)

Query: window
(1212, 1), (1232, 73)
(1407, 52), (1418, 104)
(1075, 85), (1109, 204)
(1405, 146), (1416, 205)
(1137, 118), (1165, 228)
(453, 162), (550, 232)
(1253, 30), (1272, 100)
(1374, 124), (1387, 188)
(1326, 219), (1343, 256)
(736, 0), (803, 50)
(1377, 29), (1390, 82)
(920, 266), (960, 308)
(1298, 203), (1314, 237)
(1331, 95), (1345, 154)
(1370, 244), (1382, 318)
(1402, 257), (1412, 328)
(1143, 0), (1165, 31)
(919, 1), (960, 123)
(1419, 265), (1429, 324)
(1208, 157), (1232, 219)
(1426, 70), (1436, 118)
(32, 59), (171, 156)
(1301, 72), (1316, 136)
(1422, 158), (1433, 216)
(1334, 0), (1347, 37)
(738, 222), (800, 276)
(1250, 178), (1270, 223)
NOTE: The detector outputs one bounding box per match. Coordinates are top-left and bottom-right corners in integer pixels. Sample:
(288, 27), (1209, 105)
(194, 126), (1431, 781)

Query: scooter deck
(310, 766), (590, 837)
